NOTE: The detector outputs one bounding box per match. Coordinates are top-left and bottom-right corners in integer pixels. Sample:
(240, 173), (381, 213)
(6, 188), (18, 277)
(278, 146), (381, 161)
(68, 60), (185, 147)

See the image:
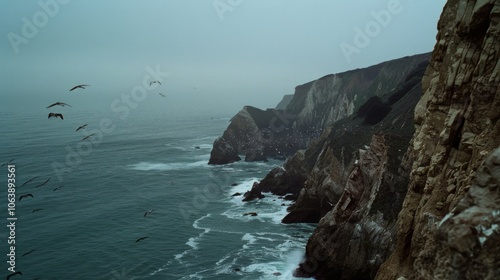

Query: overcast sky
(0, 0), (446, 115)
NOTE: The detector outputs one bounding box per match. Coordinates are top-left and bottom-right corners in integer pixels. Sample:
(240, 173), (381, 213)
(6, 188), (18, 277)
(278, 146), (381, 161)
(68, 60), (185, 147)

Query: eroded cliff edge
(208, 54), (430, 165)
(375, 0), (500, 279)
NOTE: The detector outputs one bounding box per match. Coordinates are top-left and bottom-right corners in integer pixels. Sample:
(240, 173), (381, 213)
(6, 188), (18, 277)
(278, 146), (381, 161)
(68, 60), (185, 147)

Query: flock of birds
(5, 81), (166, 280)
(45, 82), (165, 140)
(46, 84), (93, 141)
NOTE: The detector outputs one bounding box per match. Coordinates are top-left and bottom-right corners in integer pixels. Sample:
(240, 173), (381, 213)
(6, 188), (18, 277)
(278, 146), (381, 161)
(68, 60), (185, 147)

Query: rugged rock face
(209, 54), (430, 165)
(412, 148), (500, 279)
(208, 136), (241, 165)
(375, 0), (500, 279)
(290, 76), (421, 277)
(285, 54), (428, 132)
(279, 60), (428, 224)
(295, 133), (410, 279)
(208, 106), (300, 165)
(229, 59), (428, 278)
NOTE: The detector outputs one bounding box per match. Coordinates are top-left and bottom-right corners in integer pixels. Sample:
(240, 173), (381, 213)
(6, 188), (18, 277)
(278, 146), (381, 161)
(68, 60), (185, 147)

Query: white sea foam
(174, 214), (212, 262)
(241, 248), (311, 280)
(222, 178), (295, 225)
(127, 160), (208, 171)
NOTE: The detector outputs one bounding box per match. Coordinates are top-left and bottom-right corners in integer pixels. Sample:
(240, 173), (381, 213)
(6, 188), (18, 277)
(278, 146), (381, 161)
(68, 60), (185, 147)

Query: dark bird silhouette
(144, 209), (155, 217)
(32, 209), (43, 213)
(135, 236), (148, 243)
(6, 271), (22, 280)
(34, 177), (50, 188)
(80, 133), (96, 141)
(70, 84), (89, 91)
(47, 102), (71, 108)
(76, 124), (88, 132)
(22, 249), (36, 257)
(158, 93), (166, 97)
(149, 80), (161, 86)
(48, 113), (64, 120)
(53, 186), (64, 191)
(0, 159), (15, 167)
(19, 194), (33, 201)
(20, 176), (39, 187)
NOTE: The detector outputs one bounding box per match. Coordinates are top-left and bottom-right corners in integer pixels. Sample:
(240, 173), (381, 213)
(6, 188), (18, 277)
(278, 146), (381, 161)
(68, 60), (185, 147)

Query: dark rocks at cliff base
(243, 212), (258, 217)
(242, 182), (265, 201)
(231, 192), (242, 197)
(208, 137), (240, 165)
(282, 208), (321, 224)
(244, 150), (268, 162)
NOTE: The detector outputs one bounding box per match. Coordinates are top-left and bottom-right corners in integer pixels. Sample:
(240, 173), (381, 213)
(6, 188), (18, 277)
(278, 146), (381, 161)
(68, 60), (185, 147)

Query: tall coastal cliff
(210, 52), (430, 278)
(209, 0), (499, 278)
(209, 54), (430, 165)
(376, 0), (500, 279)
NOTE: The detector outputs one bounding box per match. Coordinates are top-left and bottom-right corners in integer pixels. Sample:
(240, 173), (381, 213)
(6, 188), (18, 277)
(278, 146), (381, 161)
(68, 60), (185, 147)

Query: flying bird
(0, 159), (15, 167)
(76, 124), (88, 132)
(32, 209), (43, 213)
(53, 186), (64, 191)
(149, 80), (161, 86)
(47, 102), (71, 108)
(20, 176), (39, 187)
(6, 271), (23, 280)
(80, 133), (96, 141)
(144, 209), (155, 217)
(34, 177), (50, 188)
(70, 84), (90, 91)
(48, 113), (64, 120)
(135, 236), (148, 243)
(19, 194), (33, 201)
(158, 93), (166, 97)
(22, 249), (36, 257)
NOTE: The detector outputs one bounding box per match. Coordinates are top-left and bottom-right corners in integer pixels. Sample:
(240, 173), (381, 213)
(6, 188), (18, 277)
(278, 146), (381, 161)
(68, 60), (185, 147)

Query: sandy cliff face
(376, 0), (500, 279)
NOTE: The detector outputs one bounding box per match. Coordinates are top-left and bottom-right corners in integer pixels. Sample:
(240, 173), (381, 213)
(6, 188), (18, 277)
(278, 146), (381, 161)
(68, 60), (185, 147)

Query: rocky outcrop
(295, 133), (410, 279)
(208, 106), (301, 164)
(280, 60), (427, 224)
(208, 136), (241, 165)
(209, 54), (431, 165)
(224, 58), (427, 279)
(375, 0), (500, 279)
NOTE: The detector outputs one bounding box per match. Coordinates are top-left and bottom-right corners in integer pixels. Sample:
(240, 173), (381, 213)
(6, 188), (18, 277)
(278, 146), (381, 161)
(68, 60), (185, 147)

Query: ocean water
(0, 108), (314, 279)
